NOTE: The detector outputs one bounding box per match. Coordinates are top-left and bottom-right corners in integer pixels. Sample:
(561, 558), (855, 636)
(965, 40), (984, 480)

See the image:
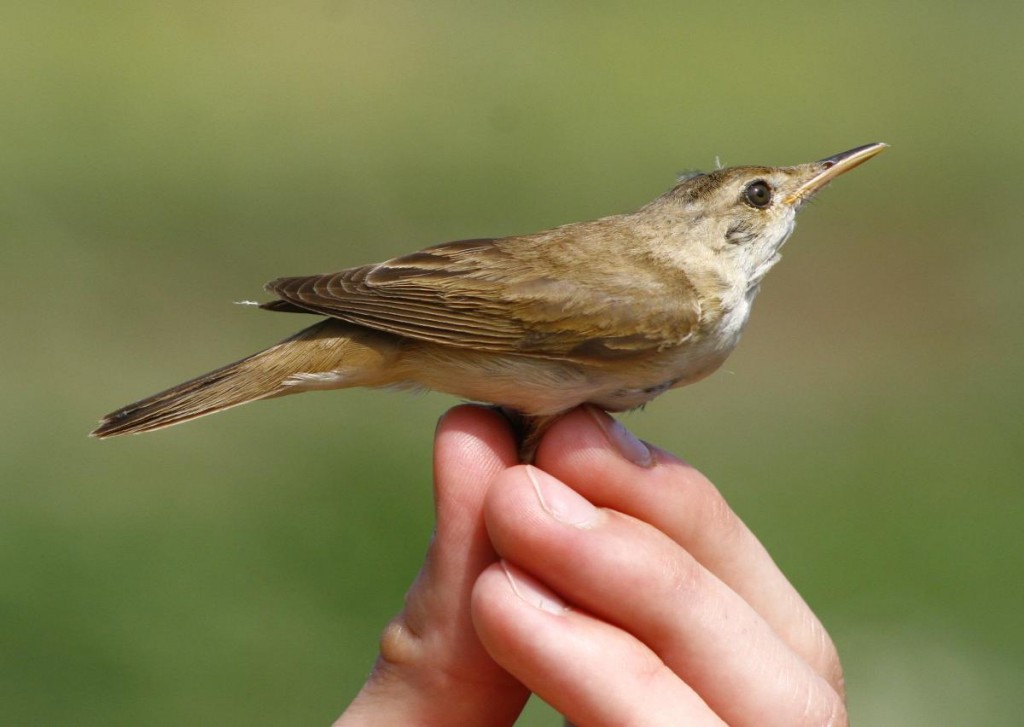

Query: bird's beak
(783, 142), (888, 205)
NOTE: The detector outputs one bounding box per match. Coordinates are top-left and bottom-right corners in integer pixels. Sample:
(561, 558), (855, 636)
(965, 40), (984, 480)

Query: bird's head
(647, 143), (887, 291)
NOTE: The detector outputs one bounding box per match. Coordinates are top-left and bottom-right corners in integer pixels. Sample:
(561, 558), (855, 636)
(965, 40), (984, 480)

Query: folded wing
(263, 232), (700, 362)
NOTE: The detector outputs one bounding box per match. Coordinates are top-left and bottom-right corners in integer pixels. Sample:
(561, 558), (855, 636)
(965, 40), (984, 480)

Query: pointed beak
(783, 142), (888, 205)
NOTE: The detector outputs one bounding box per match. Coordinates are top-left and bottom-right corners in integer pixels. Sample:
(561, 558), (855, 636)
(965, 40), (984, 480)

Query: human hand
(473, 406), (847, 726)
(336, 405), (847, 726)
(334, 405), (529, 726)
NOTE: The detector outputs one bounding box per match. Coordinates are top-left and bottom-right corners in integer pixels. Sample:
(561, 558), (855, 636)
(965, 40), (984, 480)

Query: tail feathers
(90, 352), (288, 438)
(92, 319), (405, 438)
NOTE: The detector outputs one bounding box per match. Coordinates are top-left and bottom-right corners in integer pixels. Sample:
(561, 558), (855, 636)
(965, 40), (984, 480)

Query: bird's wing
(262, 234), (700, 362)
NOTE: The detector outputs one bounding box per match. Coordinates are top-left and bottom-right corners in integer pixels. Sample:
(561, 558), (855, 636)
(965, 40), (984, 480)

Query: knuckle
(377, 611), (425, 671)
(799, 679), (849, 727)
(821, 692), (849, 727)
(803, 610), (845, 694)
(663, 543), (706, 597)
(667, 466), (744, 546)
(699, 481), (743, 544)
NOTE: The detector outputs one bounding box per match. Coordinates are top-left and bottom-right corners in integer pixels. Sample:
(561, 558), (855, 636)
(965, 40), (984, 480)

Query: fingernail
(585, 407), (653, 467)
(526, 465), (599, 527)
(501, 560), (568, 614)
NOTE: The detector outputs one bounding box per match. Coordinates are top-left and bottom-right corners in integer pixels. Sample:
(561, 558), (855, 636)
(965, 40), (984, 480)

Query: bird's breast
(587, 290), (754, 412)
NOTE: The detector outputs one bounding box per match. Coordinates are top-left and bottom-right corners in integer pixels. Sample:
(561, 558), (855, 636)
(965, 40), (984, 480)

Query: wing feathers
(263, 232), (700, 361)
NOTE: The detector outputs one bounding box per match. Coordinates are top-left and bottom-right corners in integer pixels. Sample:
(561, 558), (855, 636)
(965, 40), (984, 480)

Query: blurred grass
(2, 1), (1022, 724)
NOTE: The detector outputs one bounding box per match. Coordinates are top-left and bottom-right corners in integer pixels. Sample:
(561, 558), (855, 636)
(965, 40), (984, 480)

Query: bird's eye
(744, 180), (773, 209)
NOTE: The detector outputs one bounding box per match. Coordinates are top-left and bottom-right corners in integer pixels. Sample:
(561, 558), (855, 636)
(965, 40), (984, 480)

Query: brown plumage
(92, 144), (886, 455)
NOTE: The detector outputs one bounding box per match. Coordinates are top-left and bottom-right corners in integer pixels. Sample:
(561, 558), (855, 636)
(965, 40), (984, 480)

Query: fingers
(336, 405), (528, 726)
(479, 464), (845, 726)
(473, 561), (727, 727)
(338, 405), (846, 726)
(536, 407), (843, 692)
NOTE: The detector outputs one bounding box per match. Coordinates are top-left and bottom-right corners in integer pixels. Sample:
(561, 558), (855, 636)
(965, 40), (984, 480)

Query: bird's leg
(492, 408), (563, 464)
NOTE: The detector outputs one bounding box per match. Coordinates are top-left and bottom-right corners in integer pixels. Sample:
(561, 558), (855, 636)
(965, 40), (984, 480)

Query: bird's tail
(91, 320), (398, 438)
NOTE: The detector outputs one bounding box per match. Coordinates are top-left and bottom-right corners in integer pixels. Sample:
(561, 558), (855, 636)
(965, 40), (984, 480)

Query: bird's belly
(397, 346), (600, 415)
(587, 343), (733, 412)
(398, 333), (740, 416)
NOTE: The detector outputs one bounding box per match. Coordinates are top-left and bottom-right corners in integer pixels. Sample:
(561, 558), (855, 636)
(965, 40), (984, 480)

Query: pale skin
(334, 405), (847, 726)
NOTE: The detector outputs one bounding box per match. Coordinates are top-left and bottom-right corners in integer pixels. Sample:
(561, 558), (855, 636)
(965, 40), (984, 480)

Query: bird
(92, 143), (887, 457)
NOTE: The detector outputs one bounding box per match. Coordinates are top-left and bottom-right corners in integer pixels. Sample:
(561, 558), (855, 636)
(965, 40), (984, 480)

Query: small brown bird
(92, 144), (886, 453)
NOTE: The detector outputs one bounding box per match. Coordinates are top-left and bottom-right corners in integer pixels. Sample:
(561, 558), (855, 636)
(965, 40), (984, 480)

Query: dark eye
(744, 180), (772, 209)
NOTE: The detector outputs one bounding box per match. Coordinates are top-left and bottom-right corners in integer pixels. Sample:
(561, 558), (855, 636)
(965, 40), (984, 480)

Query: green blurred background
(3, 2), (1021, 724)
